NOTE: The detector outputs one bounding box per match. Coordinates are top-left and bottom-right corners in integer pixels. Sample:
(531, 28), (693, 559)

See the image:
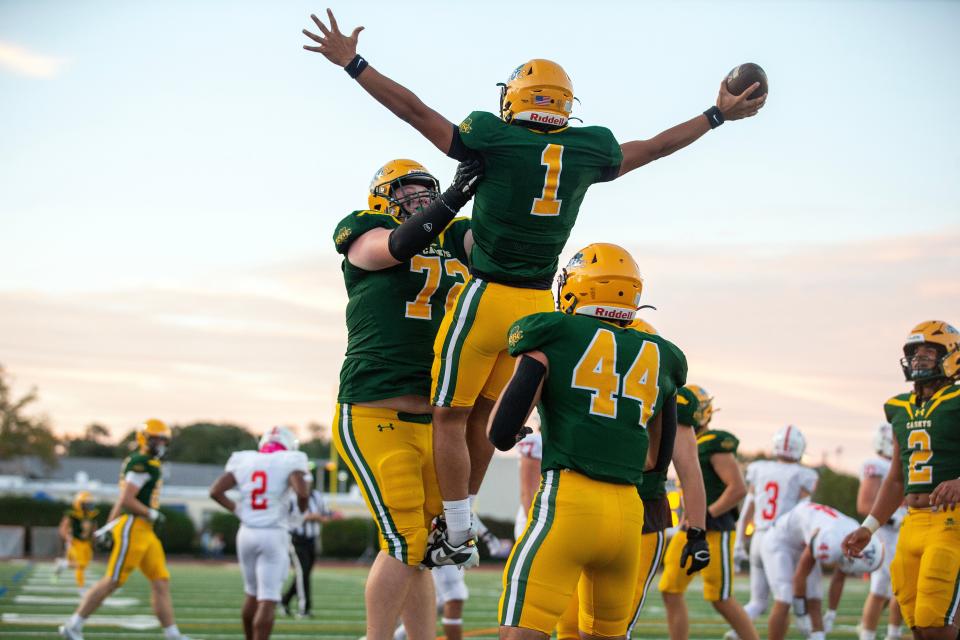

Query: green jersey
(65, 509), (98, 540)
(639, 385), (700, 500)
(333, 211), (471, 403)
(121, 453), (163, 511)
(697, 429), (740, 529)
(885, 383), (960, 495)
(456, 111), (622, 284)
(508, 312), (687, 486)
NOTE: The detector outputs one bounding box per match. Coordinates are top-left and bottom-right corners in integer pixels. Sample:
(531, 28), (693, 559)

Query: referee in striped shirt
(282, 465), (329, 617)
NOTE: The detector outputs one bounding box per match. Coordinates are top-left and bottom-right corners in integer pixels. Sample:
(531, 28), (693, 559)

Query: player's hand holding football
(841, 526), (872, 557)
(716, 80), (766, 121)
(930, 478), (960, 510)
(303, 9), (364, 67)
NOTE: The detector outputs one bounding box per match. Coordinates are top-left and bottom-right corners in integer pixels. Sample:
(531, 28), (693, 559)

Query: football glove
(94, 530), (114, 553)
(148, 508), (166, 527)
(439, 158), (484, 211)
(680, 526), (710, 575)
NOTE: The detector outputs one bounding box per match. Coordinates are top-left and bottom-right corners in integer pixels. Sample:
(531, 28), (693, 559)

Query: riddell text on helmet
(528, 113), (566, 126)
(579, 305), (633, 320)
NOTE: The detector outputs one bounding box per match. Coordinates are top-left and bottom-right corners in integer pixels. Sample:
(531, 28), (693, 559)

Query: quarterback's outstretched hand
(303, 9), (364, 67)
(841, 526), (872, 557)
(930, 478), (960, 510)
(680, 526), (710, 575)
(440, 158), (484, 211)
(716, 80), (766, 120)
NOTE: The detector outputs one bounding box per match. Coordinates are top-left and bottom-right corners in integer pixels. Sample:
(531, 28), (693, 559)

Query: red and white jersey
(860, 456), (891, 481)
(745, 460), (818, 531)
(517, 432), (542, 461)
(226, 450), (309, 529)
(769, 501), (857, 560)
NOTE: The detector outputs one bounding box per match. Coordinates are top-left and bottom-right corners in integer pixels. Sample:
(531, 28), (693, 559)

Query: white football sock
(859, 629), (876, 640)
(163, 624), (181, 639)
(887, 623), (902, 638)
(443, 499), (472, 545)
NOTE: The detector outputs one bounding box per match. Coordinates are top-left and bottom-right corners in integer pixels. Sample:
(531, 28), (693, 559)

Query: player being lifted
(844, 321), (960, 640)
(330, 158), (480, 640)
(765, 501), (883, 640)
(303, 9), (766, 563)
(555, 319), (709, 640)
(59, 419), (193, 640)
(733, 425), (818, 634)
(56, 491), (99, 591)
(209, 426), (311, 640)
(658, 386), (758, 640)
(856, 422), (905, 640)
(488, 243), (687, 639)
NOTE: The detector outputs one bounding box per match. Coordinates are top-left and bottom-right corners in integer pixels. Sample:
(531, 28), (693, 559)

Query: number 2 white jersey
(226, 450), (309, 529)
(745, 460), (818, 532)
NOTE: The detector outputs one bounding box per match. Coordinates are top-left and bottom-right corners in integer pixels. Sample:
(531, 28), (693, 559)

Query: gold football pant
(333, 404), (442, 566)
(104, 515), (169, 585)
(431, 279), (554, 407)
(555, 529), (668, 640)
(891, 507), (960, 628)
(499, 469), (644, 636)
(67, 539), (93, 587)
(659, 529), (736, 601)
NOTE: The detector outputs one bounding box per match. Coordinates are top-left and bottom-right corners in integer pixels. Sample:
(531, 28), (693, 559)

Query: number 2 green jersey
(639, 385), (700, 500)
(885, 383), (960, 494)
(333, 211), (471, 403)
(456, 111), (622, 284)
(508, 312), (687, 486)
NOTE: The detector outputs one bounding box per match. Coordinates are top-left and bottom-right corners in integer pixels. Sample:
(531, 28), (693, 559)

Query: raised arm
(303, 9), (454, 154)
(209, 472), (238, 514)
(616, 80), (766, 177)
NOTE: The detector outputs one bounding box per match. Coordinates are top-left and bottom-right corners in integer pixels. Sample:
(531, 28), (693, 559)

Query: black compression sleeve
(446, 125), (479, 162)
(651, 394), (678, 473)
(387, 195), (458, 262)
(489, 355), (546, 451)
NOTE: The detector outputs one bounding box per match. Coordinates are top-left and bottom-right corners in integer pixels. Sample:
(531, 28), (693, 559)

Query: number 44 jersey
(226, 450), (309, 528)
(744, 460), (818, 532)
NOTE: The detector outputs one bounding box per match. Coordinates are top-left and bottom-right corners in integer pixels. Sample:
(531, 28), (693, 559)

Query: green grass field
(0, 559), (880, 639)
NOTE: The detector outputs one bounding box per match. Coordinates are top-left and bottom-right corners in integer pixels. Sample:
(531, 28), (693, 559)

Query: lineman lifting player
(304, 8), (766, 566)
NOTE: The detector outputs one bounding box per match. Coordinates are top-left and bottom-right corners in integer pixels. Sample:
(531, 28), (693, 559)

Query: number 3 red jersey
(745, 459), (818, 532)
(225, 450), (309, 528)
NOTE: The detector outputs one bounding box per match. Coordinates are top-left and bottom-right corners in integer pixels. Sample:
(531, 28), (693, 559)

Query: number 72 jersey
(885, 384), (960, 494)
(225, 450), (309, 528)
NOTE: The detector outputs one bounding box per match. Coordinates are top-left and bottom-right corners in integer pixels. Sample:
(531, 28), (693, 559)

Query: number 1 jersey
(226, 450), (309, 529)
(745, 459), (818, 532)
(332, 212), (471, 403)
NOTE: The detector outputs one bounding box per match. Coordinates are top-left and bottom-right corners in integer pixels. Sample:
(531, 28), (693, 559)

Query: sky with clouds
(2, 0), (958, 472)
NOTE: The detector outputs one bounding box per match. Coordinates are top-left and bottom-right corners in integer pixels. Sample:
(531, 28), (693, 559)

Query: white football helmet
(873, 422), (894, 459)
(259, 425), (299, 453)
(838, 535), (884, 575)
(772, 424), (806, 461)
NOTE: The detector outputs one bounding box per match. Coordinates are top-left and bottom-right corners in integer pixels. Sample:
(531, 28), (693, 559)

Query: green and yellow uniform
(500, 312), (687, 636)
(332, 211), (470, 565)
(432, 113), (622, 408)
(106, 453), (169, 584)
(885, 383), (960, 628)
(65, 508), (98, 586)
(659, 428), (740, 602)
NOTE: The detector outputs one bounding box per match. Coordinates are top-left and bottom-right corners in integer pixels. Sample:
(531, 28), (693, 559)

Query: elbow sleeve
(387, 197), (458, 262)
(489, 355), (546, 451)
(651, 394), (678, 473)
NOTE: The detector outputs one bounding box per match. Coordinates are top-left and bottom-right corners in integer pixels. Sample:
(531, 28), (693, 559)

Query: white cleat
(723, 630), (741, 640)
(58, 624), (84, 640)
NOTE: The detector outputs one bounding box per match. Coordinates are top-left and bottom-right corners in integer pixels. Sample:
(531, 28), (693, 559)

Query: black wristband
(344, 54), (368, 79)
(686, 526), (707, 541)
(704, 106), (724, 129)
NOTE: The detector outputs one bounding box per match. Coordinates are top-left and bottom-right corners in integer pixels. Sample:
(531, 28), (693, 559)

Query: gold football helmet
(629, 318), (658, 335)
(901, 320), (960, 381)
(557, 243), (643, 323)
(136, 418), (172, 458)
(73, 490), (93, 513)
(499, 59), (574, 129)
(685, 384), (714, 431)
(368, 159), (440, 219)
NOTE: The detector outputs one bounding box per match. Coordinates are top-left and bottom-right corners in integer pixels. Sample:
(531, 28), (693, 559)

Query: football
(725, 62), (768, 100)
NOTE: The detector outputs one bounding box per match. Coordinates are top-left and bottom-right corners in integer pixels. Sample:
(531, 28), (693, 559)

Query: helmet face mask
(685, 385), (714, 431)
(900, 321), (960, 382)
(74, 491), (93, 513)
(368, 160), (440, 220)
(136, 419), (172, 459)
